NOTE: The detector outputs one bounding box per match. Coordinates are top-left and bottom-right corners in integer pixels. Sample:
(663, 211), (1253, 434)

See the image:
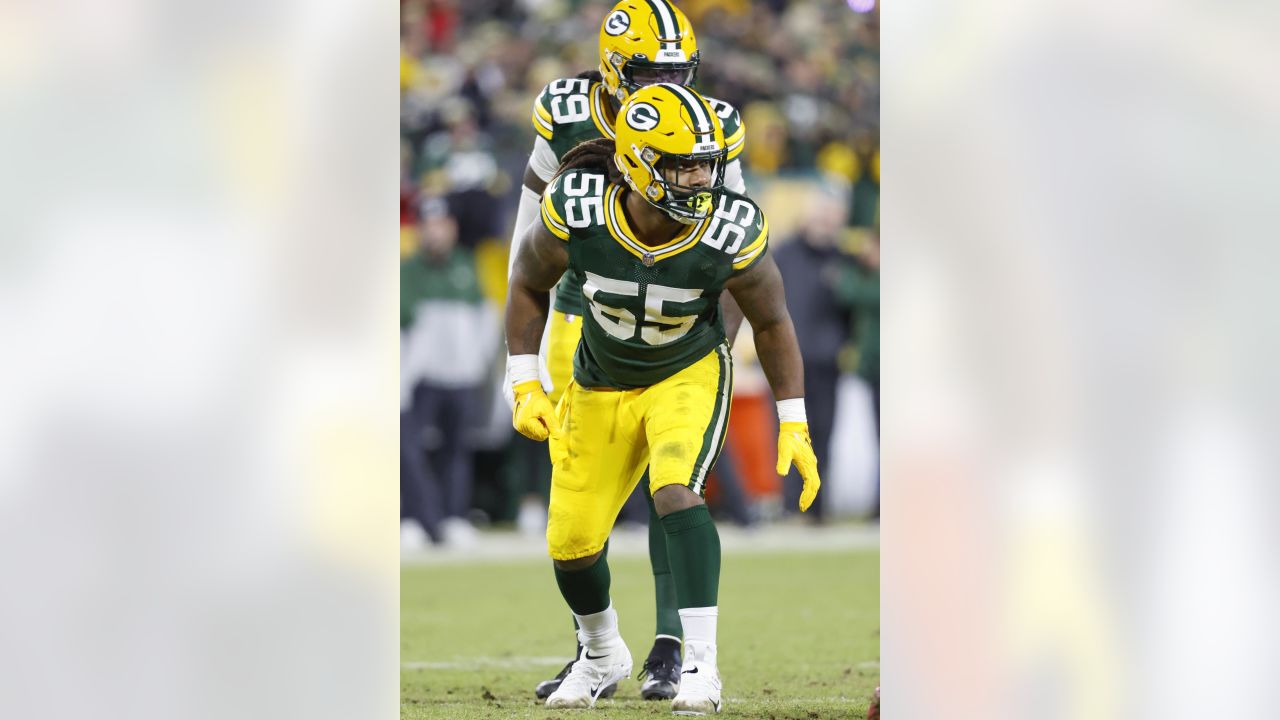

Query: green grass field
(402, 545), (878, 719)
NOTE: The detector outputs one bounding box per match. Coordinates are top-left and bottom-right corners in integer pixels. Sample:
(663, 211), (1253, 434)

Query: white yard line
(402, 657), (569, 671)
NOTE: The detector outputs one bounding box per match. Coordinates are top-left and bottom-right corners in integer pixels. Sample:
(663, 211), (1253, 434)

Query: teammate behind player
(506, 84), (821, 715)
(506, 0), (750, 702)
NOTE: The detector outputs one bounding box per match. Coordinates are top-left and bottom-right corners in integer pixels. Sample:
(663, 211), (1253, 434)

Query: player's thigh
(547, 384), (648, 560)
(545, 312), (582, 406)
(644, 345), (733, 499)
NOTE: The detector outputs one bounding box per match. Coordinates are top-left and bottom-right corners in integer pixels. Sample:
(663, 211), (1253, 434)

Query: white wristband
(776, 398), (807, 424)
(508, 354), (541, 386)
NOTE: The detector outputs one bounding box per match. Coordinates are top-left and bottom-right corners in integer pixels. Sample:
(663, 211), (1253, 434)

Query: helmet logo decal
(626, 102), (661, 131)
(604, 10), (630, 36)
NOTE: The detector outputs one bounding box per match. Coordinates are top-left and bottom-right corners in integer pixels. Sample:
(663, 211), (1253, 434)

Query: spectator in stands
(420, 103), (502, 249)
(401, 196), (501, 545)
(773, 187), (853, 521)
(834, 227), (880, 519)
(836, 228), (880, 428)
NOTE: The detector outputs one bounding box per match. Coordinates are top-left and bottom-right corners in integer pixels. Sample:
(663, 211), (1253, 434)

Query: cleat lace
(637, 655), (678, 682)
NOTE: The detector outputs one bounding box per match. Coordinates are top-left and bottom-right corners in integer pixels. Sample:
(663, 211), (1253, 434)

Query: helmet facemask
(612, 52), (699, 101)
(631, 144), (726, 224)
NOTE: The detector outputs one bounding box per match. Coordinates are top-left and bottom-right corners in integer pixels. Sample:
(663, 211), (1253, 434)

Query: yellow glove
(777, 421), (821, 512)
(512, 380), (558, 442)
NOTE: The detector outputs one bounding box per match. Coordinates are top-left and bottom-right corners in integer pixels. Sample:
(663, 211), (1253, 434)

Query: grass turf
(402, 546), (878, 719)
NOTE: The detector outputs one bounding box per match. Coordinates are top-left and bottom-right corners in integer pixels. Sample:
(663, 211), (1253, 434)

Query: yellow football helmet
(614, 83), (727, 224)
(598, 0), (699, 104)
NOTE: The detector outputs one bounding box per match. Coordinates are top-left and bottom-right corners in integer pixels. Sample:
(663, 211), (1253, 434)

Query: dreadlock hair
(575, 69), (604, 83)
(553, 137), (624, 185)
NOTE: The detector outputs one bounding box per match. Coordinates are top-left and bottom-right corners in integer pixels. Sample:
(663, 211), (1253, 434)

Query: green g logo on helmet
(613, 84), (727, 225)
(597, 0), (700, 104)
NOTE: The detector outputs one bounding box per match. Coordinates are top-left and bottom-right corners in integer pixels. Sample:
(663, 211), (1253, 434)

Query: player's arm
(721, 292), (746, 347)
(725, 255), (803, 400)
(507, 141), (560, 277)
(502, 88), (565, 407)
(507, 218), (568, 355)
(505, 215), (570, 445)
(507, 85), (562, 277)
(726, 254), (822, 511)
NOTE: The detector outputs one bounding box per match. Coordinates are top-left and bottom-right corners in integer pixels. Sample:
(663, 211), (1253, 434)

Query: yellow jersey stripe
(531, 110), (553, 140)
(543, 191), (569, 228)
(727, 138), (745, 160)
(534, 102), (554, 124)
(541, 202), (570, 240)
(734, 233), (765, 260)
(603, 185), (704, 260)
(588, 83), (615, 139)
(532, 108), (554, 131)
(732, 243), (766, 269)
(602, 186), (638, 253)
(732, 217), (768, 267)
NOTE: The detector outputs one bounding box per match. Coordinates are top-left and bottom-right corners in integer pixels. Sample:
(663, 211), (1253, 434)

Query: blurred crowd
(400, 0), (879, 549)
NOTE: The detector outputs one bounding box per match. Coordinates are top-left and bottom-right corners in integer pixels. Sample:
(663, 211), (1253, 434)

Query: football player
(506, 83), (821, 715)
(506, 0), (749, 702)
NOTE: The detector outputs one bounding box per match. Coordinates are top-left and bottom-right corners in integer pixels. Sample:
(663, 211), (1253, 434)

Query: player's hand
(776, 421), (821, 512)
(512, 379), (559, 443)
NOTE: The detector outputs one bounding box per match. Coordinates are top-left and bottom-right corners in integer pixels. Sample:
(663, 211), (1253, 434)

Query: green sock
(646, 485), (683, 638)
(661, 505), (721, 608)
(553, 542), (611, 616)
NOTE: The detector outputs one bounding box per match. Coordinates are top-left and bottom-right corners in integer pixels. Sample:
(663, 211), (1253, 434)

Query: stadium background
(400, 0), (880, 548)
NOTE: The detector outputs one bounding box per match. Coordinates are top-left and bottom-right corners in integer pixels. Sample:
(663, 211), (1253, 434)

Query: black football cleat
(637, 639), (682, 700)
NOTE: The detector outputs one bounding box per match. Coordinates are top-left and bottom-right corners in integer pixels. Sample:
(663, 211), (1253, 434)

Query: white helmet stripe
(666, 82), (712, 135)
(646, 0), (678, 41)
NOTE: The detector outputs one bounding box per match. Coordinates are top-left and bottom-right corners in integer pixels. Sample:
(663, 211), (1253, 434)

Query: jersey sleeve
(723, 157), (746, 194)
(730, 207), (769, 274)
(531, 83), (556, 142)
(528, 136), (560, 183)
(539, 173), (572, 242)
(706, 97), (746, 162)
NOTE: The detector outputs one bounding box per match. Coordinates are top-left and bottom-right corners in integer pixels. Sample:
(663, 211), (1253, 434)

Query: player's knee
(546, 519), (605, 564)
(652, 484), (703, 517)
(553, 549), (603, 571)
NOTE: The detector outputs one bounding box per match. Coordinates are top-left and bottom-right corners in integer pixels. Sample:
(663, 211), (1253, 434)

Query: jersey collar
(589, 82), (616, 140)
(603, 184), (710, 263)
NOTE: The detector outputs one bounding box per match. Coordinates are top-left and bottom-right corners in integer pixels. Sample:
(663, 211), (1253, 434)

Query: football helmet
(614, 83), (726, 224)
(598, 0), (699, 104)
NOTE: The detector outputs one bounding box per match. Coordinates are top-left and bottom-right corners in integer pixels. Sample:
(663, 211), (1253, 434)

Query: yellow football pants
(545, 312), (582, 406)
(545, 344), (733, 561)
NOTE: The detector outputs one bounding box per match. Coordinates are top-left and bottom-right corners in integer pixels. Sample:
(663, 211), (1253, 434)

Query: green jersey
(539, 168), (769, 389)
(530, 76), (747, 317)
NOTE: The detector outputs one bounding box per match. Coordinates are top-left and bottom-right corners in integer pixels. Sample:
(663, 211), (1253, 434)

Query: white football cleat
(544, 640), (633, 709)
(670, 661), (722, 715)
